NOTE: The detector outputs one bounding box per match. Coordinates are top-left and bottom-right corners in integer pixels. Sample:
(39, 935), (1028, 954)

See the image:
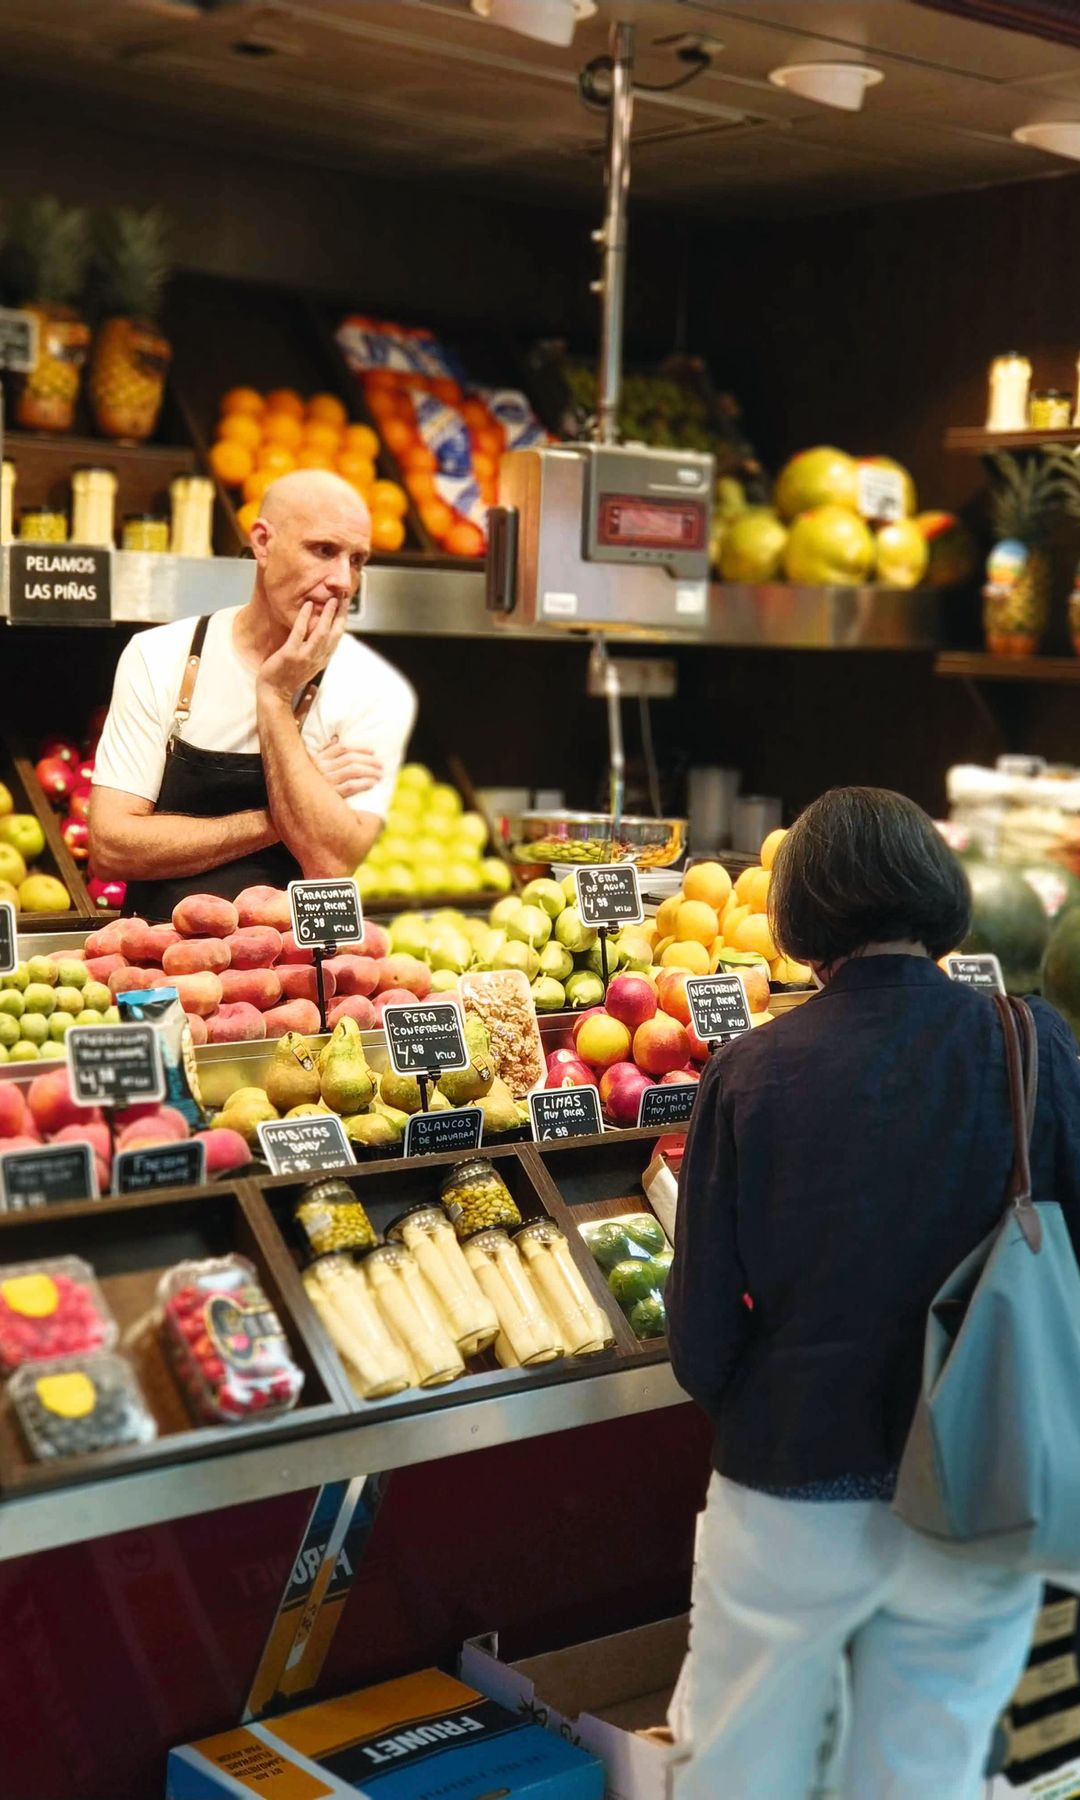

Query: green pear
(615, 931), (654, 973)
(286, 1102), (333, 1118)
(319, 1017), (376, 1114)
(265, 1032), (321, 1111)
(438, 1014), (495, 1105)
(343, 1111), (399, 1149)
(377, 1067), (424, 1114)
(489, 895), (525, 928)
(213, 1092), (279, 1146)
(472, 927), (506, 967)
(560, 873), (579, 904)
(371, 1095), (409, 1138)
(430, 969), (459, 993)
(493, 940), (540, 982)
(565, 970), (606, 1009)
(531, 975), (566, 1012)
(521, 877), (566, 919)
(388, 914), (431, 960)
(429, 1089), (453, 1111)
(507, 904), (552, 949)
(554, 906), (596, 954)
(429, 928), (472, 975)
(478, 1076), (522, 1137)
(538, 941), (573, 982)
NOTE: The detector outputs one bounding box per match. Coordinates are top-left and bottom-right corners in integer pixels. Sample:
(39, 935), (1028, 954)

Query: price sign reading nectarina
(685, 974), (752, 1044)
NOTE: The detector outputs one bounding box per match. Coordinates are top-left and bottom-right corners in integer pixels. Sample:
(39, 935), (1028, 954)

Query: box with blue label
(166, 1667), (603, 1800)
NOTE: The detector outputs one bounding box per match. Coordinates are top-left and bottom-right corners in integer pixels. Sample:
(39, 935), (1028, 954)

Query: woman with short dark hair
(667, 786), (1080, 1799)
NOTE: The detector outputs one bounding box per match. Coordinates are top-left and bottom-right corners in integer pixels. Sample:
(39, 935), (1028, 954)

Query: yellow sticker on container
(2, 1274), (59, 1317)
(36, 1371), (95, 1418)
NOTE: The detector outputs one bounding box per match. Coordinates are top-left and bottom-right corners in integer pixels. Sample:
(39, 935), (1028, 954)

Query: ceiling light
(769, 61), (883, 113)
(470, 0), (597, 49)
(1013, 122), (1080, 161)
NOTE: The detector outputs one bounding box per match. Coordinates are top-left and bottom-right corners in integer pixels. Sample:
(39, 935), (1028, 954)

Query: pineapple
(2, 197), (90, 433)
(984, 451), (1080, 656)
(88, 207), (171, 442)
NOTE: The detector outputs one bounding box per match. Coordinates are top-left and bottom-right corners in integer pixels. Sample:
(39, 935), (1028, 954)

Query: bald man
(89, 471), (415, 919)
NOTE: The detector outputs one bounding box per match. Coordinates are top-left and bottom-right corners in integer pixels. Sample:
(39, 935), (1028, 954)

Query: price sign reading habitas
(257, 1115), (354, 1177)
(945, 954), (1006, 994)
(0, 1143), (98, 1212)
(0, 900), (15, 978)
(288, 879), (364, 949)
(404, 1106), (483, 1159)
(529, 1086), (603, 1141)
(113, 1139), (207, 1197)
(66, 1023), (165, 1107)
(8, 546), (111, 625)
(382, 1001), (468, 1076)
(638, 1081), (698, 1128)
(575, 864), (644, 928)
(685, 974), (752, 1044)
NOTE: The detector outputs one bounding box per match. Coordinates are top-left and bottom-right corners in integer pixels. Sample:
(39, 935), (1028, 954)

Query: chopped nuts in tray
(459, 970), (546, 1100)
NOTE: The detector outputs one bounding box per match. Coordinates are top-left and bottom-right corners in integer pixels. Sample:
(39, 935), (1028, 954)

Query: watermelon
(1042, 909), (1080, 1042)
(962, 861), (1049, 993)
(1018, 861), (1080, 924)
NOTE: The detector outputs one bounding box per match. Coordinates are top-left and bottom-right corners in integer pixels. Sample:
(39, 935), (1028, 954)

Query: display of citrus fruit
(221, 386), (264, 418)
(262, 411), (304, 452)
(209, 440), (254, 487)
(243, 467), (278, 506)
(307, 393), (347, 428)
(370, 480), (408, 518)
(235, 499), (260, 539)
(445, 520), (486, 558)
(337, 451), (376, 488)
(255, 444), (297, 477)
(342, 424), (380, 459)
(297, 447), (334, 470)
(682, 861), (732, 910)
(760, 828), (787, 871)
(264, 387), (304, 419)
(371, 513), (406, 553)
(218, 412), (262, 452)
(675, 900), (720, 946)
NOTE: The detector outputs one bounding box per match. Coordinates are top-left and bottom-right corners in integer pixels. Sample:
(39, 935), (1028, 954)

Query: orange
(303, 421), (342, 457)
(408, 471), (437, 505)
(306, 392), (347, 428)
(370, 479), (407, 518)
(382, 418), (416, 457)
(472, 451), (498, 483)
(342, 423), (380, 459)
(235, 499), (260, 539)
(296, 447), (333, 470)
(336, 451), (377, 487)
(675, 899), (720, 947)
(400, 441), (437, 475)
(683, 861), (732, 912)
(741, 867), (771, 914)
(264, 387), (304, 419)
(445, 519), (486, 558)
(243, 466), (278, 506)
(735, 864), (768, 905)
(209, 439), (254, 487)
(729, 913), (777, 960)
(661, 940), (711, 976)
(655, 895), (682, 939)
(261, 411), (304, 452)
(371, 512), (406, 553)
(218, 412), (262, 452)
(653, 936), (674, 961)
(221, 386), (264, 419)
(256, 443), (297, 477)
(760, 828), (788, 871)
(418, 498), (454, 541)
(772, 954), (813, 985)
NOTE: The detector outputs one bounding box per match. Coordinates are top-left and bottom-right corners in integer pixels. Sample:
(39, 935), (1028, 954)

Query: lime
(609, 1258), (663, 1307)
(586, 1222), (634, 1270)
(629, 1296), (666, 1340)
(624, 1215), (667, 1256)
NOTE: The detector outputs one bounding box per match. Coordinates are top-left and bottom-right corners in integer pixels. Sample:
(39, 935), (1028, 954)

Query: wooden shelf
(944, 426), (1080, 454)
(935, 651), (1080, 683)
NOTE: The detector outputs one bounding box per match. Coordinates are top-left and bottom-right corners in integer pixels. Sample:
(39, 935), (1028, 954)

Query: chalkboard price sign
(66, 1023), (165, 1107)
(529, 1085), (603, 1141)
(288, 879), (364, 949)
(0, 306), (38, 373)
(113, 1139), (207, 1196)
(0, 1143), (98, 1212)
(945, 954), (1006, 995)
(0, 899), (15, 978)
(404, 1107), (483, 1158)
(575, 864), (644, 928)
(685, 974), (752, 1044)
(257, 1115), (354, 1177)
(8, 546), (111, 625)
(383, 1001), (468, 1076)
(638, 1081), (698, 1128)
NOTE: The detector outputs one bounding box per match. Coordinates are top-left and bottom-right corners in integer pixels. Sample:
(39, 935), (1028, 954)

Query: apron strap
(169, 616), (326, 744)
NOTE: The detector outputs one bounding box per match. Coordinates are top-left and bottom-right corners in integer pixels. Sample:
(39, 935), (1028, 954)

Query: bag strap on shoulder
(993, 993), (1041, 1253)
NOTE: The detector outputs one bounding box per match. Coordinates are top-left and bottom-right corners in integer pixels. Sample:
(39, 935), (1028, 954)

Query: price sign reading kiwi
(383, 1001), (468, 1076)
(0, 900), (15, 977)
(66, 1023), (165, 1107)
(288, 879), (364, 949)
(257, 1115), (353, 1177)
(685, 974), (752, 1044)
(529, 1086), (603, 1141)
(575, 865), (644, 928)
(638, 1082), (698, 1128)
(113, 1139), (206, 1197)
(0, 1143), (98, 1212)
(405, 1106), (483, 1159)
(945, 954), (1006, 994)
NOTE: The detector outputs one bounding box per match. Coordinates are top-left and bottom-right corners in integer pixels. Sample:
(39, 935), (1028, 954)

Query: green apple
(2, 962), (29, 992)
(18, 1013), (48, 1045)
(8, 1041), (39, 1062)
(413, 836), (449, 863)
(422, 812), (456, 841)
(82, 981), (111, 1013)
(0, 844), (27, 890)
(382, 863), (416, 895)
(376, 834), (415, 864)
(0, 990), (25, 1019)
(0, 814), (44, 861)
(23, 983), (57, 1016)
(26, 956), (58, 987)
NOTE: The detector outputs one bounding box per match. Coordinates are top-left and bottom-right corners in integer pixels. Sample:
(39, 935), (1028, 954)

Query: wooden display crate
(0, 1180), (351, 1496)
(0, 745), (97, 929)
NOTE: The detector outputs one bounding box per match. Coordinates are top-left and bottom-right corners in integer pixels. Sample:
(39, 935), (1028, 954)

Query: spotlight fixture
(1012, 122), (1080, 161)
(470, 0), (597, 49)
(768, 61), (883, 113)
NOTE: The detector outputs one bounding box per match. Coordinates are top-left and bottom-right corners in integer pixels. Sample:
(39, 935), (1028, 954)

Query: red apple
(604, 971), (658, 1032)
(62, 816), (90, 861)
(547, 1047), (586, 1073)
(545, 1058), (597, 1091)
(35, 755), (75, 803)
(660, 1067), (700, 1086)
(571, 1006), (606, 1044)
(38, 737), (79, 766)
(600, 1061), (655, 1127)
(88, 877), (127, 910)
(633, 1011), (690, 1076)
(68, 788), (91, 823)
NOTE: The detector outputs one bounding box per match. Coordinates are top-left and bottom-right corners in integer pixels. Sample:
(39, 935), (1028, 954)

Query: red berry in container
(0, 1260), (117, 1372)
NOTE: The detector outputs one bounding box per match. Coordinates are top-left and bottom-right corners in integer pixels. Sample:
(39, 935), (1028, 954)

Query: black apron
(124, 615), (322, 921)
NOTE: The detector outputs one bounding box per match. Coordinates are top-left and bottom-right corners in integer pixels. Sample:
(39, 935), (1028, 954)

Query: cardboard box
(461, 1616), (688, 1800)
(988, 1763), (1080, 1798)
(167, 1667), (603, 1799)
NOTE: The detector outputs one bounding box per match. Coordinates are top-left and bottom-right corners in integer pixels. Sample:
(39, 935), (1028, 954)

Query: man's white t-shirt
(93, 607), (416, 820)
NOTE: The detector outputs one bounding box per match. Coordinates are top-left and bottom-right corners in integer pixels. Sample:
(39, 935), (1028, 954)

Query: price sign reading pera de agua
(575, 865), (644, 929)
(288, 879), (364, 950)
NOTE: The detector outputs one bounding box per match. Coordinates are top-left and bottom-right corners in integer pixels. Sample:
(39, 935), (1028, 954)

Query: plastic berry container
(10, 1353), (157, 1461)
(0, 1258), (117, 1374)
(157, 1254), (304, 1426)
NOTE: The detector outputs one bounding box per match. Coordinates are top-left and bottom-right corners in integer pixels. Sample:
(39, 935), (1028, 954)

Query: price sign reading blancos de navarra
(288, 879), (364, 949)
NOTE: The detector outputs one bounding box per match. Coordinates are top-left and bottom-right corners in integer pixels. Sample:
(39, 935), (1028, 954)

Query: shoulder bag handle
(993, 993), (1041, 1253)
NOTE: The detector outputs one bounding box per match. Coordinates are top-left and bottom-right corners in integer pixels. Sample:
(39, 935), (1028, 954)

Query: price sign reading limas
(575, 864), (644, 929)
(382, 1001), (468, 1076)
(685, 974), (752, 1045)
(257, 1115), (354, 1177)
(945, 954), (1006, 995)
(288, 879), (364, 950)
(404, 1107), (483, 1159)
(113, 1139), (207, 1197)
(638, 1082), (698, 1128)
(0, 1143), (98, 1212)
(0, 900), (16, 978)
(529, 1086), (603, 1142)
(66, 1023), (165, 1107)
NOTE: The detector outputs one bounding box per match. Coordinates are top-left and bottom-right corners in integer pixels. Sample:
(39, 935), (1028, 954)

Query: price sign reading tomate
(685, 974), (752, 1044)
(288, 879), (364, 949)
(529, 1086), (603, 1141)
(66, 1023), (165, 1107)
(0, 1142), (98, 1212)
(257, 1115), (353, 1177)
(382, 1001), (468, 1076)
(404, 1107), (483, 1159)
(113, 1139), (207, 1197)
(575, 864), (644, 928)
(638, 1082), (698, 1128)
(945, 954), (1006, 995)
(0, 900), (15, 978)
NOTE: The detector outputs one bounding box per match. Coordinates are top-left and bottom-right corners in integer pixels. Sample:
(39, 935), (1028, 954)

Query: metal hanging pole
(593, 19), (634, 446)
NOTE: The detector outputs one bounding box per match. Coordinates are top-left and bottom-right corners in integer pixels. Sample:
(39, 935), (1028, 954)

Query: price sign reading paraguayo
(0, 900), (16, 978)
(685, 974), (752, 1044)
(383, 1000), (468, 1076)
(404, 1106), (483, 1159)
(257, 1115), (354, 1177)
(0, 1142), (98, 1212)
(575, 864), (644, 928)
(529, 1085), (603, 1141)
(113, 1139), (207, 1197)
(638, 1081), (698, 1128)
(288, 879), (364, 949)
(66, 1023), (165, 1107)
(945, 954), (1006, 995)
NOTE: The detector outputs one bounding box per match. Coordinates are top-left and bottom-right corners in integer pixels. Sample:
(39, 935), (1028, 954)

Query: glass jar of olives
(439, 1158), (522, 1242)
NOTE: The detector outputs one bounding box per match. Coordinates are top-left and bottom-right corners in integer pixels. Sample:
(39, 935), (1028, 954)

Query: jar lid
(439, 1157), (496, 1191)
(386, 1202), (446, 1239)
(1032, 388), (1070, 400)
(19, 507), (64, 519)
(461, 1227), (512, 1252)
(296, 1177), (358, 1210)
(513, 1217), (565, 1245)
(362, 1240), (408, 1266)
